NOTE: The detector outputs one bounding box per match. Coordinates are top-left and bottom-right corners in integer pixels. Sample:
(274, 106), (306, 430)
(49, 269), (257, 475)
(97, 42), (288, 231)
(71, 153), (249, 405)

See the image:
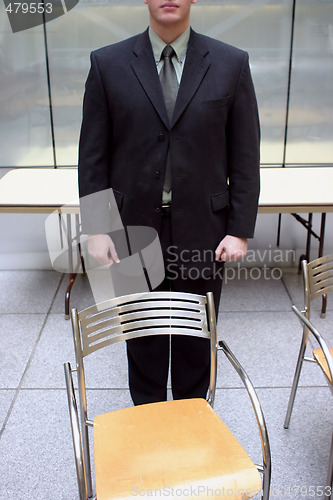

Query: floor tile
(216, 310), (327, 389)
(85, 388), (133, 415)
(0, 269), (332, 500)
(214, 386), (333, 500)
(22, 313), (129, 389)
(0, 314), (45, 388)
(0, 389), (78, 500)
(22, 314), (75, 389)
(220, 268), (292, 312)
(0, 271), (61, 313)
(0, 387), (133, 500)
(50, 273), (95, 314)
(258, 386), (333, 499)
(281, 270), (305, 309)
(0, 390), (15, 429)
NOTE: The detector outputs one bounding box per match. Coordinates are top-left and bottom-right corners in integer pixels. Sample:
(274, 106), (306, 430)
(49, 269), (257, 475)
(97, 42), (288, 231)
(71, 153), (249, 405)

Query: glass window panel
(285, 0), (333, 164)
(191, 0), (293, 165)
(46, 2), (149, 166)
(47, 0), (292, 167)
(0, 12), (54, 167)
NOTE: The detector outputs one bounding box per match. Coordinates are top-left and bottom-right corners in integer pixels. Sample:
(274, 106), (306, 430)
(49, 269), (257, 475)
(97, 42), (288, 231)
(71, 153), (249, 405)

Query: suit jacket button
(155, 171), (160, 178)
(158, 133), (164, 142)
(155, 207), (161, 214)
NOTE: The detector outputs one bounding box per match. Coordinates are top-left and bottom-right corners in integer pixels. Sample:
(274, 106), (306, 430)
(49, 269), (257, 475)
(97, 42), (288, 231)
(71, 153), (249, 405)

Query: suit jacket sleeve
(78, 51), (114, 235)
(225, 52), (260, 238)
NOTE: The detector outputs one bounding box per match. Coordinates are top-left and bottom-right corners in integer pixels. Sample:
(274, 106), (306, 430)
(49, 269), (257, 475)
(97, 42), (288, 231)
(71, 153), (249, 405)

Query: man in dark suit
(78, 0), (260, 405)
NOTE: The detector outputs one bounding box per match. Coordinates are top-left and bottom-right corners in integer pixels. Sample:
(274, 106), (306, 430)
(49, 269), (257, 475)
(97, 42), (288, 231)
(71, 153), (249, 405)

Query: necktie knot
(162, 45), (175, 60)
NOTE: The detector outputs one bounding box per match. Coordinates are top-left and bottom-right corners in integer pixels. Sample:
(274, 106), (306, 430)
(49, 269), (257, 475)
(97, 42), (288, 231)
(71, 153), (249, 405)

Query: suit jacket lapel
(172, 30), (211, 128)
(131, 29), (211, 130)
(131, 29), (170, 129)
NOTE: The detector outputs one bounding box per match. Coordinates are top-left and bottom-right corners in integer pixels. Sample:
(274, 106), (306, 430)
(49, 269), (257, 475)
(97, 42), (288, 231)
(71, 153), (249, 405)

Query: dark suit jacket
(78, 28), (260, 271)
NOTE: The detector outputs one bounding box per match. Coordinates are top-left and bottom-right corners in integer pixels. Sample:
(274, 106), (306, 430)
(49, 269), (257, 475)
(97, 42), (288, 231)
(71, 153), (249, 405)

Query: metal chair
(64, 291), (271, 500)
(284, 254), (333, 496)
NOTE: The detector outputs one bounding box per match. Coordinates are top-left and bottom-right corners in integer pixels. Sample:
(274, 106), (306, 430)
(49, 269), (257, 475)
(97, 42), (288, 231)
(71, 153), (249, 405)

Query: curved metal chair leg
(284, 332), (307, 429)
(327, 432), (333, 500)
(219, 341), (271, 500)
(64, 363), (88, 500)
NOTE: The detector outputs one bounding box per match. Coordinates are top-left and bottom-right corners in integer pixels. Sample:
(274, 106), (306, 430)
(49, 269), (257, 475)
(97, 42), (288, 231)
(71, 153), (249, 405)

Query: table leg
(319, 213), (327, 258)
(298, 213), (313, 271)
(64, 214), (84, 319)
(65, 273), (76, 320)
(65, 214), (75, 320)
(319, 213), (327, 318)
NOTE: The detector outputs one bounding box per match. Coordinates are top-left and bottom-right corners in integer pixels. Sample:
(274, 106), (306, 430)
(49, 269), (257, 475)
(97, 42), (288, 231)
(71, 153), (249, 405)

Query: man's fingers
(108, 241), (120, 264)
(215, 242), (225, 261)
(215, 236), (248, 262)
(90, 247), (113, 266)
(87, 234), (119, 267)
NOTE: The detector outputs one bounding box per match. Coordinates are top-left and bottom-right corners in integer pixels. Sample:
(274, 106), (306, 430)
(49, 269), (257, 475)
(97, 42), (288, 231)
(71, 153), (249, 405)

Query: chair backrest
(303, 253), (333, 316)
(71, 290), (218, 407)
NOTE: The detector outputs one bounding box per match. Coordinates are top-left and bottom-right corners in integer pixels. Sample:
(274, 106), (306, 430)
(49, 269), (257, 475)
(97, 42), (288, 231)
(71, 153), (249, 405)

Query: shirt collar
(148, 26), (190, 65)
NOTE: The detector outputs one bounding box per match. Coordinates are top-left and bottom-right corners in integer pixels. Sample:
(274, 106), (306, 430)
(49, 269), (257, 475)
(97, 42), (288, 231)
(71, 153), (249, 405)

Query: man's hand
(215, 235), (248, 262)
(87, 234), (120, 267)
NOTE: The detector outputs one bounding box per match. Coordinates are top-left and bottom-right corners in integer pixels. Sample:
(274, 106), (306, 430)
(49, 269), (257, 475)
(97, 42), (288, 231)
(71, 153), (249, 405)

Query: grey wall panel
(0, 11), (54, 167)
(285, 0), (333, 164)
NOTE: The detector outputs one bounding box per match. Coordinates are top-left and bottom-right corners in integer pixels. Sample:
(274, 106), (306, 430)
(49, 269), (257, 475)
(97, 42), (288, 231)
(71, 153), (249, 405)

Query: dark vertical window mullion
(277, 0), (297, 247)
(42, 4), (57, 168)
(282, 0), (297, 168)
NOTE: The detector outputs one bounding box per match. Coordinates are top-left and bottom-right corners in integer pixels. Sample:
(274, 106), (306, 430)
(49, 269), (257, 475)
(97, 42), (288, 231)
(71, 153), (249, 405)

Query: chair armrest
(218, 340), (271, 499)
(292, 305), (333, 383)
(64, 362), (88, 500)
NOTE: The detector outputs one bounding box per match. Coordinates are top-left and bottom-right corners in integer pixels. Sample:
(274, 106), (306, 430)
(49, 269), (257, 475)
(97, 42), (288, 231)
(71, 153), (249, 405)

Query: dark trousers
(126, 212), (223, 405)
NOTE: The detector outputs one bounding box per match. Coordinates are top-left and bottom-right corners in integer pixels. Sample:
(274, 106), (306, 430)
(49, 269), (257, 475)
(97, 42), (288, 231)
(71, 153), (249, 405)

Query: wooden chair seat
(94, 398), (262, 500)
(313, 347), (333, 383)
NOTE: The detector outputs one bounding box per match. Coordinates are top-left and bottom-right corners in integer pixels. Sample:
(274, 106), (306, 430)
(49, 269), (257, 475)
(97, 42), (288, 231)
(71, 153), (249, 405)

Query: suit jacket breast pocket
(202, 96), (230, 110)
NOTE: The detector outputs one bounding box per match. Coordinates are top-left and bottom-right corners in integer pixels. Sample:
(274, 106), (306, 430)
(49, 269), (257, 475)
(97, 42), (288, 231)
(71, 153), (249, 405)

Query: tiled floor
(0, 268), (332, 499)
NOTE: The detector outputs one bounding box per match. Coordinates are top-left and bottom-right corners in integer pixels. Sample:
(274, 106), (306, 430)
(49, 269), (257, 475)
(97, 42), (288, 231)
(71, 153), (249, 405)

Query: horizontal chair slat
(80, 299), (206, 329)
(84, 317), (207, 346)
(311, 268), (333, 284)
(83, 308), (207, 336)
(79, 291), (206, 320)
(83, 325), (210, 355)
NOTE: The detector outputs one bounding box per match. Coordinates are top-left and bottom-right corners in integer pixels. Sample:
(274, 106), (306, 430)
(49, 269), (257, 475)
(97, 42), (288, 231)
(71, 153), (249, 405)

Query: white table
(0, 167), (79, 213)
(259, 166), (333, 214)
(0, 168), (79, 318)
(2, 165), (332, 216)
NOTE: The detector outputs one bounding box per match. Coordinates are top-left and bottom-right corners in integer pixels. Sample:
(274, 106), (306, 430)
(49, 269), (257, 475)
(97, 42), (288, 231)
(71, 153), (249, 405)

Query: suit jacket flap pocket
(211, 190), (229, 212)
